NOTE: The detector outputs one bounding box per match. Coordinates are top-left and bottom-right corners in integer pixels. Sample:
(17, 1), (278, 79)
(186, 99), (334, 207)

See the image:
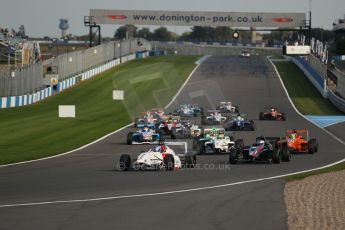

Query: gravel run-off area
(285, 170), (345, 230)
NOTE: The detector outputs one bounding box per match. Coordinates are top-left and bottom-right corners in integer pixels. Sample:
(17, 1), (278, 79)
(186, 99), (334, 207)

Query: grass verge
(273, 61), (343, 115)
(0, 55), (199, 165)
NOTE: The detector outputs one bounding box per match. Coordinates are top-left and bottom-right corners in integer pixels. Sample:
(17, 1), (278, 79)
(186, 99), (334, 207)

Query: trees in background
(114, 25), (137, 40)
(112, 25), (345, 54)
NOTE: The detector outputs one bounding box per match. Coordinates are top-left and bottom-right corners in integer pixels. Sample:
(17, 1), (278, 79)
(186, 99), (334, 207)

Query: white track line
(0, 57), (205, 168)
(1, 158), (345, 208)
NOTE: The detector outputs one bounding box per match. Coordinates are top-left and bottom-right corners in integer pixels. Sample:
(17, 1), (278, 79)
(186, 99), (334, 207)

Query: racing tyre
(185, 155), (197, 168)
(244, 124), (254, 131)
(229, 148), (238, 164)
(171, 128), (177, 139)
(192, 138), (198, 150)
(281, 146), (291, 162)
(313, 139), (318, 152)
(308, 139), (317, 154)
(249, 121), (255, 131)
(164, 154), (175, 171)
(259, 112), (265, 120)
(235, 139), (244, 153)
(127, 132), (133, 145)
(272, 149), (281, 164)
(119, 154), (131, 171)
(197, 142), (205, 155)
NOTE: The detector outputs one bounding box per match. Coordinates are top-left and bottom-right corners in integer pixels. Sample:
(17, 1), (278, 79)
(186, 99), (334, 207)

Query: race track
(0, 56), (344, 230)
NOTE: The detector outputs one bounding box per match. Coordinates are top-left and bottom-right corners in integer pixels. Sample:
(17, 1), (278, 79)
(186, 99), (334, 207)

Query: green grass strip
(284, 162), (345, 182)
(0, 55), (199, 165)
(273, 61), (343, 115)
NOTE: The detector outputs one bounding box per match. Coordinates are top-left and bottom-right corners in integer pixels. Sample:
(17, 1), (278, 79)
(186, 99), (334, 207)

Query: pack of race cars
(118, 103), (318, 171)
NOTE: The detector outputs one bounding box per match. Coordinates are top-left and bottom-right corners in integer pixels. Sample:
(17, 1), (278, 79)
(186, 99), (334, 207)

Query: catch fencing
(0, 62), (43, 97)
(0, 38), (151, 97)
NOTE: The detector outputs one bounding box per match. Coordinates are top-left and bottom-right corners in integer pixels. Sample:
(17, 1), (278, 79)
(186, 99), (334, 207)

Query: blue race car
(223, 114), (255, 131)
(127, 126), (160, 145)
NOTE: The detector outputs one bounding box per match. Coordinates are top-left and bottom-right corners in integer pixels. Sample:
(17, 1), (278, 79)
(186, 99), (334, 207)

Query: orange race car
(259, 107), (286, 121)
(278, 129), (318, 154)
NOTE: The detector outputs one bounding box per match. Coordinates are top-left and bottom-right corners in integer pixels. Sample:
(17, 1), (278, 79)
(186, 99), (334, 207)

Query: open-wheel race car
(155, 115), (182, 135)
(216, 102), (239, 113)
(127, 126), (160, 145)
(173, 104), (204, 117)
(201, 110), (227, 125)
(193, 127), (243, 155)
(118, 141), (197, 171)
(259, 107), (286, 121)
(223, 114), (255, 131)
(171, 121), (202, 139)
(134, 109), (164, 128)
(229, 136), (291, 164)
(278, 129), (318, 154)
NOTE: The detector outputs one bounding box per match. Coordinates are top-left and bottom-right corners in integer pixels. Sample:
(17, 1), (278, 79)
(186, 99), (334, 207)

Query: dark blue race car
(223, 114), (255, 131)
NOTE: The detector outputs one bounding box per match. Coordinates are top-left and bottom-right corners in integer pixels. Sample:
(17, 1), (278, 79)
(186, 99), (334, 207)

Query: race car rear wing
(286, 130), (309, 140)
(165, 142), (196, 157)
(160, 115), (181, 121)
(203, 128), (225, 134)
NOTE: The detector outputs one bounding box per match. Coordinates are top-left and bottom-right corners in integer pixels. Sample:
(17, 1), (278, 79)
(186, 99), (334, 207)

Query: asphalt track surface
(1, 56), (344, 230)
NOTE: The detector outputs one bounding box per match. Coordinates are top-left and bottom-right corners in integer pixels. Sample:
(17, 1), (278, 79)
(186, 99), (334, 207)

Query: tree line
(111, 24), (344, 54)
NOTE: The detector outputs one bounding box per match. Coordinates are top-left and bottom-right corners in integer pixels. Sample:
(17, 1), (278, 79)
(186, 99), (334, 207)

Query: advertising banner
(90, 9), (306, 28)
(284, 45), (311, 55)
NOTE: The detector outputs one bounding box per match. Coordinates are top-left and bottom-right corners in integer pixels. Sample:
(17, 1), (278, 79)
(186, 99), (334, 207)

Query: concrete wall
(328, 90), (345, 113)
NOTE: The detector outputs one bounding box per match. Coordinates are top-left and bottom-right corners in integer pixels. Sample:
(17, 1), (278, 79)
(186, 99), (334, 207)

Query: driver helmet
(160, 144), (167, 153)
(157, 139), (167, 153)
(289, 129), (298, 139)
(257, 135), (265, 143)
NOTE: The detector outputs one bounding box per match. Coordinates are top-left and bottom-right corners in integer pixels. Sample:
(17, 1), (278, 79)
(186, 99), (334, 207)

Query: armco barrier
(291, 56), (328, 98)
(0, 52), (149, 109)
(328, 90), (345, 113)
